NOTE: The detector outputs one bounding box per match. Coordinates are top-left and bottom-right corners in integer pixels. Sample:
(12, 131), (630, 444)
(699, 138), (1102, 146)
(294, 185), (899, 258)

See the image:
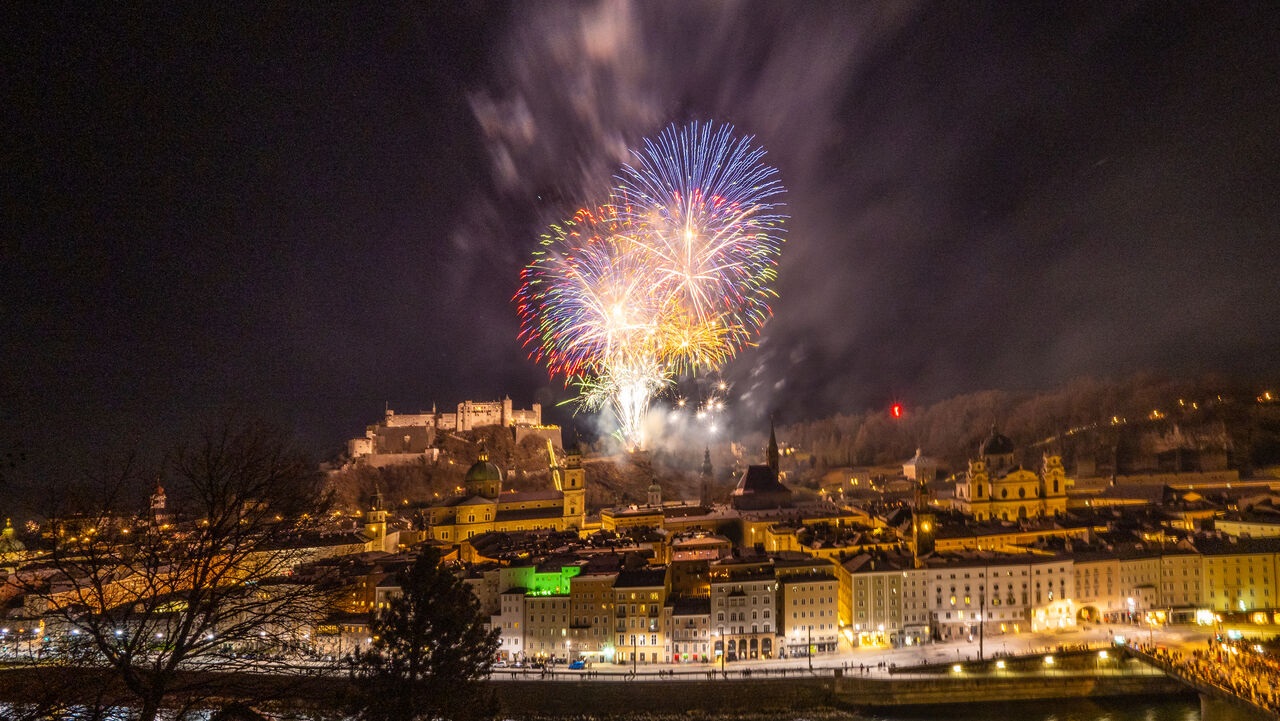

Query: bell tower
(365, 486), (388, 550)
(561, 443), (586, 530)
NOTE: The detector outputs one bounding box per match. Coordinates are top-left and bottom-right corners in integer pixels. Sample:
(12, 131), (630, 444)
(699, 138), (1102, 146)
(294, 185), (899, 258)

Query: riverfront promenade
(0, 649), (1190, 718)
(481, 648), (1187, 714)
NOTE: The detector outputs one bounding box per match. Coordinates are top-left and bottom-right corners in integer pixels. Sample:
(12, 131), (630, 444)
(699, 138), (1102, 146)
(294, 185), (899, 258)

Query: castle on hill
(347, 397), (561, 466)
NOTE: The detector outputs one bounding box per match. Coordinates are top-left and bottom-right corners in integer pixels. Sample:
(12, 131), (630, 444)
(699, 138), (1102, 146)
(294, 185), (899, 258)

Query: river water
(498, 698), (1203, 721)
(858, 697), (1201, 721)
(3, 696), (1204, 720)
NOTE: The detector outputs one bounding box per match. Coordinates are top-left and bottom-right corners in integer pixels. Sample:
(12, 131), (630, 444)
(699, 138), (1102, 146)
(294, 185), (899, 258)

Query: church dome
(0, 519), (25, 555)
(980, 426), (1015, 457)
(464, 448), (503, 485)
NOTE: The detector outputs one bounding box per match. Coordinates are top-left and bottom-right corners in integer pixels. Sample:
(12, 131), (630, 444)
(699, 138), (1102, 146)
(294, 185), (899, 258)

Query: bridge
(1125, 646), (1279, 721)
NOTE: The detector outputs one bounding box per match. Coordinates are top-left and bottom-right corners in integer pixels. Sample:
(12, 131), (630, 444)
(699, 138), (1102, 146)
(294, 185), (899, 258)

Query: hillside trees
(23, 420), (335, 721)
(779, 373), (1278, 475)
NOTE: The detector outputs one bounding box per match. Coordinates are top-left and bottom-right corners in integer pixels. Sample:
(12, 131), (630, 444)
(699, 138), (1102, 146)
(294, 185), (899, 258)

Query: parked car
(568, 660), (585, 670)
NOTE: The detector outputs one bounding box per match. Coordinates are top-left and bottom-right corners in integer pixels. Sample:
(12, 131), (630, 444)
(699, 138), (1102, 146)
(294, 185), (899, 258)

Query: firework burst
(515, 122), (787, 449)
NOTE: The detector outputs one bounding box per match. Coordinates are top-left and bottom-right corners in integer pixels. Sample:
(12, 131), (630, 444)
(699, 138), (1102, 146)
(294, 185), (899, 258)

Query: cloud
(458, 1), (1280, 429)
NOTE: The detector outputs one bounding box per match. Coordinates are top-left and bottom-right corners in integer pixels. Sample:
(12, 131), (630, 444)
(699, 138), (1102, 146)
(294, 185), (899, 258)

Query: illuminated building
(665, 597), (712, 663)
(710, 557), (777, 660)
(779, 566), (840, 657)
(613, 568), (669, 665)
(1199, 536), (1280, 612)
(953, 427), (1070, 521)
(730, 422), (793, 511)
(567, 571), (617, 662)
(347, 399), (560, 465)
(424, 445), (585, 542)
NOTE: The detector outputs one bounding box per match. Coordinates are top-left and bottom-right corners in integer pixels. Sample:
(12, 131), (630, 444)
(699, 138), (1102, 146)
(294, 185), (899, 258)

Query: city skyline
(5, 2), (1279, 474)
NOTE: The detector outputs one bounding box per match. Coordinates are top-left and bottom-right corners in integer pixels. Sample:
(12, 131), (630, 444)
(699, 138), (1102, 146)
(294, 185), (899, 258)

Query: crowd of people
(1139, 638), (1280, 714)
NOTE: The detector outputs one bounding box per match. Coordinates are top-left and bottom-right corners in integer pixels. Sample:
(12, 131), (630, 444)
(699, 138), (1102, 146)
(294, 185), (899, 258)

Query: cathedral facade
(424, 445), (586, 542)
(953, 427), (1070, 522)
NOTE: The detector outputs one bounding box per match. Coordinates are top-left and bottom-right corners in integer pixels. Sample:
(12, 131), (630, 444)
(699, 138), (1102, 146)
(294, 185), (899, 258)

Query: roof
(505, 489), (564, 502)
(732, 465), (791, 496)
(1195, 536), (1280, 556)
(663, 504), (716, 519)
(904, 448), (938, 466)
(613, 568), (667, 588)
(432, 495), (497, 509)
(670, 597), (711, 616)
(464, 449), (503, 483)
(494, 506), (566, 522)
(981, 427), (1015, 456)
(671, 534), (732, 549)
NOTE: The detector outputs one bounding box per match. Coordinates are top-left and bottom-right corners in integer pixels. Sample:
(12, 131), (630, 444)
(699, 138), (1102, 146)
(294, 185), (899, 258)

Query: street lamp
(978, 590), (985, 661)
(806, 625), (813, 671)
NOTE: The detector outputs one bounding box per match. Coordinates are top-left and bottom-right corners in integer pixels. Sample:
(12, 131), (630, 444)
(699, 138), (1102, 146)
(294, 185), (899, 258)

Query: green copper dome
(464, 447), (502, 484)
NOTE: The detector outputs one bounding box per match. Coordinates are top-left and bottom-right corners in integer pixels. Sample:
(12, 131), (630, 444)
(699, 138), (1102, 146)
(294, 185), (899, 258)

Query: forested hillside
(780, 374), (1280, 478)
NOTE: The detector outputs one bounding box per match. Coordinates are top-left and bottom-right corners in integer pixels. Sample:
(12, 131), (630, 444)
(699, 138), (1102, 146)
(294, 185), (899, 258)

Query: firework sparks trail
(515, 122), (787, 449)
(616, 121), (787, 373)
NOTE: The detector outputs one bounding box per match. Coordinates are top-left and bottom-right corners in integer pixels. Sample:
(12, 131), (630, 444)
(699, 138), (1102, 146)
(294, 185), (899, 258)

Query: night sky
(4, 2), (1279, 476)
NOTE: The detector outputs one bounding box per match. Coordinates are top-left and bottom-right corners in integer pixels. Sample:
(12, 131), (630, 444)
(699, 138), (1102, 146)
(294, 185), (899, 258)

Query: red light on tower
(890, 403), (904, 419)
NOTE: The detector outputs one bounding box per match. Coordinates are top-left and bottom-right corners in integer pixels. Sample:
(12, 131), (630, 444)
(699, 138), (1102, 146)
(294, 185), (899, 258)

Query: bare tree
(20, 420), (335, 721)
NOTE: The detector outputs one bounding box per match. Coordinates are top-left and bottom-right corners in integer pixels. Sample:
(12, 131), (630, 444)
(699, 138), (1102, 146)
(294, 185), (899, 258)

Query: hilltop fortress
(347, 397), (561, 466)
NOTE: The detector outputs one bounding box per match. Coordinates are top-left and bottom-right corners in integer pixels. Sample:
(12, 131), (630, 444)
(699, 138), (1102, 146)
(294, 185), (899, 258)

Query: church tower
(365, 485), (388, 550)
(150, 479), (170, 525)
(963, 458), (991, 521)
(647, 480), (662, 507)
(1040, 453), (1069, 516)
(699, 447), (713, 507)
(766, 419), (780, 477)
(911, 475), (935, 562)
(561, 443), (586, 530)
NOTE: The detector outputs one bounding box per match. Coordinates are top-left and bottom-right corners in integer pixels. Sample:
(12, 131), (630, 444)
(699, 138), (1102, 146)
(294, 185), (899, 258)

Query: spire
(701, 447), (713, 478)
(767, 417), (780, 477)
(477, 440), (489, 463)
(150, 478), (166, 512)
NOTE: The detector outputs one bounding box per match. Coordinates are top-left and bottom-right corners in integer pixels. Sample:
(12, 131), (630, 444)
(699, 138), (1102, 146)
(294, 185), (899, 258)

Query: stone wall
(489, 677), (835, 716)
